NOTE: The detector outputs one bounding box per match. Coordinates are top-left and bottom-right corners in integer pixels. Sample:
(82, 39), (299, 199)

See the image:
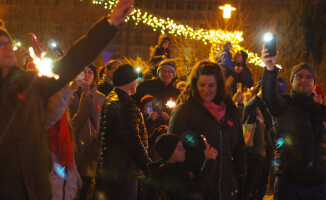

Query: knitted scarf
(203, 101), (226, 122)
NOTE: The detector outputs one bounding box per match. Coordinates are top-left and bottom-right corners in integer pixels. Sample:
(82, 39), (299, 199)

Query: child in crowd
(145, 134), (218, 200)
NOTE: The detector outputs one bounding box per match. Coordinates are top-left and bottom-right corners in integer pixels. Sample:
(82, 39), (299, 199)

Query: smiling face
(196, 74), (217, 102)
(159, 66), (174, 85)
(291, 69), (314, 96)
(0, 35), (15, 71)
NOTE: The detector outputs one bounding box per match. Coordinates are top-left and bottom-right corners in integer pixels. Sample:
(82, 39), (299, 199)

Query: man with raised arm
(261, 47), (326, 200)
(0, 0), (134, 199)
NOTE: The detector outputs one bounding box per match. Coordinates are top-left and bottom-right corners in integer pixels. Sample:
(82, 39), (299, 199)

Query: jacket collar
(0, 66), (21, 87)
(113, 88), (132, 102)
(156, 77), (174, 88)
(291, 91), (314, 107)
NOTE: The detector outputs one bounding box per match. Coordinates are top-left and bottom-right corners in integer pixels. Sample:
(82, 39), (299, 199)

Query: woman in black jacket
(168, 61), (246, 200)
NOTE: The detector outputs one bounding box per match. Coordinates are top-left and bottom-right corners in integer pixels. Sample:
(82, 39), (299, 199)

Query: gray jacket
(68, 87), (105, 177)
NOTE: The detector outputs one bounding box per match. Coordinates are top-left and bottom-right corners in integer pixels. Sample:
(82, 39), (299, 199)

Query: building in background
(0, 0), (294, 65)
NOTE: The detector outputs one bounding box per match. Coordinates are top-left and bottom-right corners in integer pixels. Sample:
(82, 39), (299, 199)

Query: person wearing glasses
(133, 59), (180, 116)
(261, 47), (326, 200)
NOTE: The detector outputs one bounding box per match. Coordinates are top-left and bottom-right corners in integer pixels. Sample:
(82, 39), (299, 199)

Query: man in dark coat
(262, 47), (326, 200)
(97, 64), (151, 200)
(0, 0), (133, 199)
(133, 59), (180, 114)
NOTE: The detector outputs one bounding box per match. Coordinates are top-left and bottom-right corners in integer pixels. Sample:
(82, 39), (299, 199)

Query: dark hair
(105, 60), (121, 70)
(85, 64), (97, 87)
(180, 61), (230, 105)
(98, 66), (105, 79)
(223, 41), (231, 49)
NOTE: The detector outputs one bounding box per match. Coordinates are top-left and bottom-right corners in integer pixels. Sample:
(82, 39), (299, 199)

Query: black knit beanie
(113, 64), (138, 86)
(290, 63), (316, 83)
(85, 64), (97, 77)
(155, 134), (181, 161)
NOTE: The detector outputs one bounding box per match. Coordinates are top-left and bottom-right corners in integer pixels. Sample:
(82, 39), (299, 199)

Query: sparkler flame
(166, 99), (176, 109)
(28, 47), (59, 79)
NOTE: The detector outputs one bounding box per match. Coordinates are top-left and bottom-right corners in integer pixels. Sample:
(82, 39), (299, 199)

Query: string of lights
(90, 0), (269, 68)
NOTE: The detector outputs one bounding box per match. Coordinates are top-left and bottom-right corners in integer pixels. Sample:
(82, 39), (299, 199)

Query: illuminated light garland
(90, 0), (243, 44)
(88, 0), (270, 68)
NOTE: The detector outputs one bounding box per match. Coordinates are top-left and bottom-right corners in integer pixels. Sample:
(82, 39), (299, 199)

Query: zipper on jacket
(218, 129), (222, 200)
(62, 167), (67, 200)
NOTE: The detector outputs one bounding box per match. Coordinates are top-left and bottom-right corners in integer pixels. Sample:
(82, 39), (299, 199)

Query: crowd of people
(0, 0), (325, 200)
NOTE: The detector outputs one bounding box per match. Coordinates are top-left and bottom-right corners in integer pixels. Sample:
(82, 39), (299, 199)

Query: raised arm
(36, 0), (134, 100)
(261, 46), (286, 115)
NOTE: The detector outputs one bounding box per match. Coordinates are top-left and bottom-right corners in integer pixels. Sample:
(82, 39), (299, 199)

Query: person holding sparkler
(133, 59), (180, 115)
(0, 0), (134, 199)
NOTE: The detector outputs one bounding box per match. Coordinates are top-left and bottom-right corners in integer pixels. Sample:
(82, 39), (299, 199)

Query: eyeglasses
(294, 73), (314, 80)
(0, 41), (12, 49)
(160, 69), (174, 74)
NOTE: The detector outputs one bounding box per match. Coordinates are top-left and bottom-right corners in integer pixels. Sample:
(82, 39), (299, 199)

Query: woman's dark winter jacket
(168, 98), (246, 200)
(133, 78), (180, 113)
(0, 17), (117, 200)
(262, 69), (326, 186)
(98, 88), (151, 177)
(145, 159), (217, 200)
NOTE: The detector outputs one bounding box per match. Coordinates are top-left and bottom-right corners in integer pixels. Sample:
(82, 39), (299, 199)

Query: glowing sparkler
(166, 99), (176, 109)
(29, 47), (59, 79)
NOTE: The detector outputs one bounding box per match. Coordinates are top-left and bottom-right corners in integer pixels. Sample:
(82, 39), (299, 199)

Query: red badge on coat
(188, 171), (195, 179)
(227, 120), (234, 127)
(17, 90), (25, 100)
(323, 121), (326, 129)
(96, 104), (102, 110)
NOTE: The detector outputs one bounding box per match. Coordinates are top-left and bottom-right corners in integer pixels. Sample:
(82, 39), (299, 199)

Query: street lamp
(219, 4), (236, 19)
